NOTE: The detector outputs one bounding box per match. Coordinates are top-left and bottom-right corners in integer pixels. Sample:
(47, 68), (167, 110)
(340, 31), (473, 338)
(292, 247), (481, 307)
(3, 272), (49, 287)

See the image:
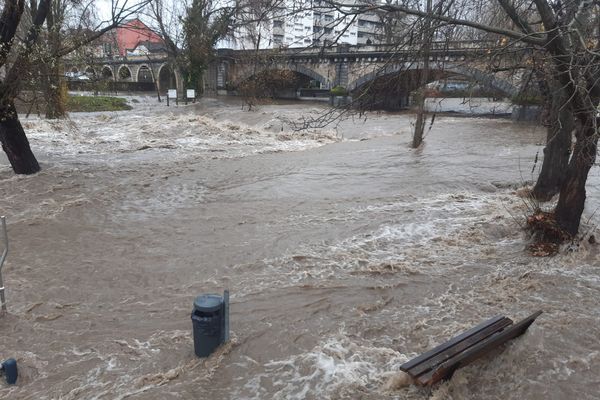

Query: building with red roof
(115, 19), (163, 56)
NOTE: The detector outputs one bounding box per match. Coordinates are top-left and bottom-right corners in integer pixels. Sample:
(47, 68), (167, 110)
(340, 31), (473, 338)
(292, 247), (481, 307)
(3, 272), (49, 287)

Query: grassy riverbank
(67, 95), (132, 112)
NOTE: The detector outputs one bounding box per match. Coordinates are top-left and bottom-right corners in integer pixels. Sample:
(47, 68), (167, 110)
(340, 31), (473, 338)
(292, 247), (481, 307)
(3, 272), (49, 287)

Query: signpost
(186, 89), (196, 105)
(167, 89), (177, 106)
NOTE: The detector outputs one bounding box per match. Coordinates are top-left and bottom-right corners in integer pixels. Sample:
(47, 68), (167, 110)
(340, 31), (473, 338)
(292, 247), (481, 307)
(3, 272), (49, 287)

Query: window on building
(273, 20), (284, 28)
(324, 27), (333, 34)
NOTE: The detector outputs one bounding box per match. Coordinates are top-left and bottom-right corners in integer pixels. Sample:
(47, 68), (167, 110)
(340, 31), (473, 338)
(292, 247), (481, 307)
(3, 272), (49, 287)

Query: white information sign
(186, 89), (196, 99)
(168, 89), (177, 99)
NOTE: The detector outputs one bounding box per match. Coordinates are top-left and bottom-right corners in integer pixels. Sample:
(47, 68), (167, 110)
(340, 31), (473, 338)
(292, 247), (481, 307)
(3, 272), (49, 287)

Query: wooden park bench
(400, 311), (542, 386)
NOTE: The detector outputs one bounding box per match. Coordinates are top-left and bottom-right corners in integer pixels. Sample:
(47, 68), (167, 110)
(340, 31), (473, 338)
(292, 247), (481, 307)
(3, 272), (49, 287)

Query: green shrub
(330, 86), (348, 96)
(66, 96), (132, 112)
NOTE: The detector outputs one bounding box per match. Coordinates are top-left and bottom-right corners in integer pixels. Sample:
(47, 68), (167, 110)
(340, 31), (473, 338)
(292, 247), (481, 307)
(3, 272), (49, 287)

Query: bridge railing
(216, 39), (510, 58)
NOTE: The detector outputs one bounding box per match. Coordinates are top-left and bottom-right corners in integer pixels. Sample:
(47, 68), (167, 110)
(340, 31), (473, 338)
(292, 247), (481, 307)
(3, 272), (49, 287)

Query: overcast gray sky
(96, 0), (149, 22)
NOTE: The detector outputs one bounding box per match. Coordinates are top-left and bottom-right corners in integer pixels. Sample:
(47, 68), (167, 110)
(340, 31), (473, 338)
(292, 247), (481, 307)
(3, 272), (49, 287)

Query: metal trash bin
(0, 358), (18, 385)
(191, 290), (229, 357)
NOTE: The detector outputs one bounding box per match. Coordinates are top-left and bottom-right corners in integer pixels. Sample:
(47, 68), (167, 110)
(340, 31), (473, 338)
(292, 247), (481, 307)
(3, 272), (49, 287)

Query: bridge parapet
(218, 40), (521, 59)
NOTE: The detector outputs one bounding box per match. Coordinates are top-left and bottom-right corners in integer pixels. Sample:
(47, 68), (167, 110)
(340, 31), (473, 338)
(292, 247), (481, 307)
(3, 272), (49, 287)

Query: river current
(1, 96), (599, 399)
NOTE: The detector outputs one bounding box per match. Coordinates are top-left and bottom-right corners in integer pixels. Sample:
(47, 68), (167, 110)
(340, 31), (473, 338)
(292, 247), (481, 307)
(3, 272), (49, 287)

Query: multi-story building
(217, 1), (384, 50)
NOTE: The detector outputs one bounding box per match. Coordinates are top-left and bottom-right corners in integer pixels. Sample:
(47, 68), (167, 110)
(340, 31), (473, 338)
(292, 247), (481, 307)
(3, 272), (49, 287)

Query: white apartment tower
(218, 0), (383, 50)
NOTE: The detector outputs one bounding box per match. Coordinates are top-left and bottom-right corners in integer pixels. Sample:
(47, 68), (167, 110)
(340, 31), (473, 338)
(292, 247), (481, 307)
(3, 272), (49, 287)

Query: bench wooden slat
(400, 315), (505, 372)
(407, 317), (513, 377)
(415, 310), (542, 386)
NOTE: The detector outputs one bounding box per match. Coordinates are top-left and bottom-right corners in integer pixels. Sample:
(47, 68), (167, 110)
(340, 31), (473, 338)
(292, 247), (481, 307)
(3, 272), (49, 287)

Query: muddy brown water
(1, 96), (599, 399)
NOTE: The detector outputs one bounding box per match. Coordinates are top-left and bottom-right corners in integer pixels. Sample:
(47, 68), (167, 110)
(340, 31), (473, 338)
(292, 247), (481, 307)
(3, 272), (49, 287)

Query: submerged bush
(67, 96), (132, 112)
(330, 86), (348, 96)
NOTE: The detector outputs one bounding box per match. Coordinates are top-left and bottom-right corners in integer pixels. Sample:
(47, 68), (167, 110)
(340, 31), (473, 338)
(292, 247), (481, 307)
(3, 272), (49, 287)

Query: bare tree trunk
(43, 5), (67, 119)
(44, 66), (67, 119)
(0, 102), (41, 174)
(532, 81), (573, 200)
(554, 126), (598, 236)
(412, 0), (432, 148)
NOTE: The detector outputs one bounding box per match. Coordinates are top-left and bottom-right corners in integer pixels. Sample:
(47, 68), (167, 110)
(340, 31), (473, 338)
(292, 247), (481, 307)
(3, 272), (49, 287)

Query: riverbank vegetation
(66, 96), (132, 112)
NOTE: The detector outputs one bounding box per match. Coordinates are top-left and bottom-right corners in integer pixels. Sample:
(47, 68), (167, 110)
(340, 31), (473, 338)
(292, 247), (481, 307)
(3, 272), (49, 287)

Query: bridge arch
(235, 63), (332, 89)
(118, 65), (133, 81)
(137, 64), (154, 82)
(85, 66), (96, 77)
(287, 64), (331, 88)
(101, 65), (114, 80)
(70, 66), (79, 74)
(348, 62), (518, 97)
(158, 63), (177, 91)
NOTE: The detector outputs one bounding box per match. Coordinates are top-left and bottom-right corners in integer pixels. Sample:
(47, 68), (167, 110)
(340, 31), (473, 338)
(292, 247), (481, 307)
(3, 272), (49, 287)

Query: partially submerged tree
(145, 0), (187, 96)
(182, 0), (236, 92)
(328, 0), (599, 235)
(1, 0), (52, 174)
(412, 0), (432, 148)
(0, 0), (149, 174)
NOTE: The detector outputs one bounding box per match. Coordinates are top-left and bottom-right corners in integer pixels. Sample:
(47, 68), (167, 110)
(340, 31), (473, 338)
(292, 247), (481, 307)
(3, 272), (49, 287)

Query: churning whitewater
(1, 96), (599, 399)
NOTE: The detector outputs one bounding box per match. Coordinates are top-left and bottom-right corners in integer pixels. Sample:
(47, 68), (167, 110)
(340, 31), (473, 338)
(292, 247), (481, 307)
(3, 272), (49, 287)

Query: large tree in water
(0, 0), (149, 174)
(326, 0), (599, 236)
(0, 0), (51, 174)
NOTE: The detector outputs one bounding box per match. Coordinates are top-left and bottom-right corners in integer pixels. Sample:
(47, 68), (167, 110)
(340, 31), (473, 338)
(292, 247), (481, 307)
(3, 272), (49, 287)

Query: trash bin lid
(194, 294), (223, 312)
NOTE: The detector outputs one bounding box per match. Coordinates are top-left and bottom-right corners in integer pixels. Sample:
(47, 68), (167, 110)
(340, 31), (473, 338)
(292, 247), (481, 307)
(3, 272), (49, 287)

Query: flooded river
(1, 96), (599, 399)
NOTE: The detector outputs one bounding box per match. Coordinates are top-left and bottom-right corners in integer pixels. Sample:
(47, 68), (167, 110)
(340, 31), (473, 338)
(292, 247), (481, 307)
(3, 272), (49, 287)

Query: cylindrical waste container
(191, 294), (224, 357)
(1, 358), (18, 385)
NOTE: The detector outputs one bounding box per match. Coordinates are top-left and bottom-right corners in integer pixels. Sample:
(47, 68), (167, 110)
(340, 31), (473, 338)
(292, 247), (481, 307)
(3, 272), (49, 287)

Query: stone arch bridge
(65, 57), (182, 93)
(207, 41), (523, 101)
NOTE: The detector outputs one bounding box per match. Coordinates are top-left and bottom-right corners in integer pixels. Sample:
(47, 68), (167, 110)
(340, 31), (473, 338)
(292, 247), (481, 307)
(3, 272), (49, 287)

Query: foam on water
(19, 102), (338, 164)
(238, 329), (410, 400)
(230, 192), (526, 293)
(2, 99), (600, 399)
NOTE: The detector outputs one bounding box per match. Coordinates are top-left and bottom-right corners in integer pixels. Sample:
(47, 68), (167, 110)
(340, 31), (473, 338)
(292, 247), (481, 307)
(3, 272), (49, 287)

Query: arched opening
(237, 69), (322, 100)
(158, 64), (176, 92)
(85, 66), (96, 78)
(70, 67), (79, 73)
(352, 68), (508, 111)
(118, 65), (132, 81)
(137, 65), (153, 82)
(352, 70), (443, 111)
(101, 66), (114, 80)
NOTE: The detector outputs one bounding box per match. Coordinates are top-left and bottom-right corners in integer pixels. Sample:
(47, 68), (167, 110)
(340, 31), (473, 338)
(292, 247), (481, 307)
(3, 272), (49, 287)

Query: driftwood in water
(400, 311), (542, 386)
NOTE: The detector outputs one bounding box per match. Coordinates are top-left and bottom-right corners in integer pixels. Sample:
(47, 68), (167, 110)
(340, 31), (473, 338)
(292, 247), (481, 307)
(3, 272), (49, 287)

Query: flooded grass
(67, 95), (133, 112)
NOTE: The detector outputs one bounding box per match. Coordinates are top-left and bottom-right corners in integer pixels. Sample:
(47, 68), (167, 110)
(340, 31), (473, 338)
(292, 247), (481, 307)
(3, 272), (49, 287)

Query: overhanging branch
(325, 0), (547, 46)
